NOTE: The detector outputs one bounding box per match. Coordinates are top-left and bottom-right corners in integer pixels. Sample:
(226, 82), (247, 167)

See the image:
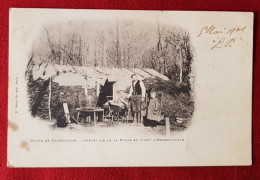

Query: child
(146, 90), (161, 129)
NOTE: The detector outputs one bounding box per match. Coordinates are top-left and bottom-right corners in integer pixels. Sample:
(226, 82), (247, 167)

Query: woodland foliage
(27, 20), (195, 130)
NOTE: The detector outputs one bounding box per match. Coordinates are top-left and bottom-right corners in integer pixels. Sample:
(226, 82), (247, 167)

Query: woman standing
(146, 90), (162, 129)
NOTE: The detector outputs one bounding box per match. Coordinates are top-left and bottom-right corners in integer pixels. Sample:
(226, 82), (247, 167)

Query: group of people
(127, 74), (162, 129)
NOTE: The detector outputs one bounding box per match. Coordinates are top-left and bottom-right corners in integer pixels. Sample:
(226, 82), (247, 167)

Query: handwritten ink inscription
(197, 25), (246, 50)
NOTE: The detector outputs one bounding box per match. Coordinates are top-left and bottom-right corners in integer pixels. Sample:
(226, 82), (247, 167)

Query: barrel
(85, 95), (98, 109)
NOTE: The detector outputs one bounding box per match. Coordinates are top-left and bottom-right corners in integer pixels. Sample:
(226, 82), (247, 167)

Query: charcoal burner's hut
(27, 62), (169, 125)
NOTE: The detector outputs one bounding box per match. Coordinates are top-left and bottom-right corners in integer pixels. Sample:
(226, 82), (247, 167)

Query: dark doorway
(97, 79), (114, 107)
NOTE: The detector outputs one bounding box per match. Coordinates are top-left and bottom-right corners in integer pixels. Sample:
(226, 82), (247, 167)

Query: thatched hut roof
(32, 63), (169, 86)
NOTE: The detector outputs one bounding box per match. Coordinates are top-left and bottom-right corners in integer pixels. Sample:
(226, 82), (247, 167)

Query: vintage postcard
(8, 9), (253, 167)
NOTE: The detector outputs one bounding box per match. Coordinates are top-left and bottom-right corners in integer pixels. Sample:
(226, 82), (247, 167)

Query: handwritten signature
(197, 25), (247, 50)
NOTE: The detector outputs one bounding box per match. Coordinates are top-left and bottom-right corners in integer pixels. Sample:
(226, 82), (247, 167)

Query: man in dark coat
(127, 74), (146, 125)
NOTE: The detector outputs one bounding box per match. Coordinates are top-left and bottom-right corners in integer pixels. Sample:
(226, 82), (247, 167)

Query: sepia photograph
(8, 9), (253, 167)
(26, 17), (195, 135)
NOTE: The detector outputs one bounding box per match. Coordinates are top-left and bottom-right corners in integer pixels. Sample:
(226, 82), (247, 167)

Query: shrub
(144, 77), (194, 131)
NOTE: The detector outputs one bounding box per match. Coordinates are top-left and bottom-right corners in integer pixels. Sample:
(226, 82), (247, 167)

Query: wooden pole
(97, 77), (100, 96)
(48, 77), (52, 121)
(84, 80), (88, 96)
(94, 112), (97, 125)
(165, 117), (170, 136)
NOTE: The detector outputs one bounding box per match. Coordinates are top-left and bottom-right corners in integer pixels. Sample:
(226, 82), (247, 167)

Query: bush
(27, 78), (84, 127)
(144, 77), (194, 131)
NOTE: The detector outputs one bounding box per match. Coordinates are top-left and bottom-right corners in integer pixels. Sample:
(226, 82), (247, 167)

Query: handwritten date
(197, 25), (246, 50)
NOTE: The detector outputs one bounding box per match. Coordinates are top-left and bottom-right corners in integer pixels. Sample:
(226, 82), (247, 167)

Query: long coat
(147, 98), (162, 121)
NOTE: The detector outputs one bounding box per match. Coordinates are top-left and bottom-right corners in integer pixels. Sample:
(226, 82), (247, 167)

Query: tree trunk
(94, 40), (97, 66)
(48, 77), (52, 121)
(103, 37), (107, 67)
(179, 50), (183, 83)
(116, 23), (120, 67)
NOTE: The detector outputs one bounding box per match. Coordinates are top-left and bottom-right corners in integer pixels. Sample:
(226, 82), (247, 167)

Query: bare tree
(163, 28), (193, 84)
(115, 22), (121, 67)
(33, 22), (193, 84)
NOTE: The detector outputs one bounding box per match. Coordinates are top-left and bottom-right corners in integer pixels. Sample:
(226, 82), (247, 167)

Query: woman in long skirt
(146, 90), (161, 129)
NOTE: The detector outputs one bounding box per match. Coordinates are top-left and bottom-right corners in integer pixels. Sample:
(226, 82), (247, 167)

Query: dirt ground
(52, 120), (170, 138)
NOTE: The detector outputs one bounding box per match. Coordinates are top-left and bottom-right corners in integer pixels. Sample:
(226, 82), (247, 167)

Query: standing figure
(146, 90), (161, 129)
(127, 74), (146, 125)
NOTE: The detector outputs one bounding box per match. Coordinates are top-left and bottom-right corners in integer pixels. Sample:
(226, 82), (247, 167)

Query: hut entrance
(97, 79), (114, 107)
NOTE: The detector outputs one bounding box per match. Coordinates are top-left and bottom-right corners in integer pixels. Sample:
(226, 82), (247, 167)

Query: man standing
(127, 74), (146, 125)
